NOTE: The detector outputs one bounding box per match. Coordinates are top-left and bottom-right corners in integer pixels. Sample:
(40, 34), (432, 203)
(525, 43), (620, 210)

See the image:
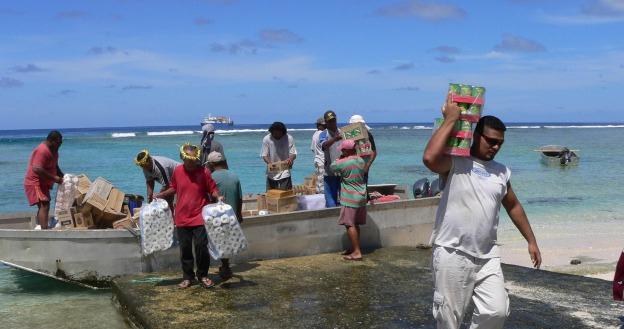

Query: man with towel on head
(200, 123), (226, 168)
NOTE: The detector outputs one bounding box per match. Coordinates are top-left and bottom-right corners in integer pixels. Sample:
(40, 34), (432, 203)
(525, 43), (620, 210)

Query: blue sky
(1, 0), (623, 129)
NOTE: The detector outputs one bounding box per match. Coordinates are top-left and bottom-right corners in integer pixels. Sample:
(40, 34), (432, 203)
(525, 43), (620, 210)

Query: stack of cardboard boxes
(265, 189), (299, 213)
(56, 175), (138, 229)
(341, 122), (373, 156)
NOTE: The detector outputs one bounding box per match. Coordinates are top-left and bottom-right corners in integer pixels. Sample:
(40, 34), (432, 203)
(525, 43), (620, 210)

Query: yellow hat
(134, 149), (150, 167)
(179, 143), (201, 161)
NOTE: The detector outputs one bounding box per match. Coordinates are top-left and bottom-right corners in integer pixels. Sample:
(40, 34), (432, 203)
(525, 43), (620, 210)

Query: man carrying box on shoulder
(422, 94), (541, 329)
(330, 139), (367, 261)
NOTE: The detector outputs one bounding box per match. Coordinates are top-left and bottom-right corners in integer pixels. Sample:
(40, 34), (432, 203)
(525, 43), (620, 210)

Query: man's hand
(217, 195), (225, 202)
(55, 176), (63, 184)
(152, 193), (161, 200)
(285, 158), (293, 167)
(442, 92), (461, 122)
(148, 193), (154, 203)
(333, 133), (343, 141)
(528, 242), (542, 269)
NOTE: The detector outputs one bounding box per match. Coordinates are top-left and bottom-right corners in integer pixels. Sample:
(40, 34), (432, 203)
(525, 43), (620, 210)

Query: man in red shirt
(155, 144), (222, 289)
(24, 131), (64, 229)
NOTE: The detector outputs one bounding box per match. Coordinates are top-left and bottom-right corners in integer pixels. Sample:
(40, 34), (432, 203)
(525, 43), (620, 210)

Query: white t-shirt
(430, 156), (511, 259)
(260, 133), (297, 180)
(310, 130), (324, 167)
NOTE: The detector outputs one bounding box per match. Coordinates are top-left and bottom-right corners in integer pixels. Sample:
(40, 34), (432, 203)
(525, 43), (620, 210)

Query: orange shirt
(24, 143), (58, 190)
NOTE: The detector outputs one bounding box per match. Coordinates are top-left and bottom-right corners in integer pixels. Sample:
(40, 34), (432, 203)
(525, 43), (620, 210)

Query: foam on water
(111, 132), (136, 138)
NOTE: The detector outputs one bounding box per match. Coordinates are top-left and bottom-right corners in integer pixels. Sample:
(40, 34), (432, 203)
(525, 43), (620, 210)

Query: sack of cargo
(139, 199), (174, 256)
(54, 174), (78, 218)
(202, 202), (247, 259)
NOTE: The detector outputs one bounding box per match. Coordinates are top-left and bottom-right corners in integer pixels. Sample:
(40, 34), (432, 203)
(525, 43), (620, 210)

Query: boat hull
(0, 198), (438, 283)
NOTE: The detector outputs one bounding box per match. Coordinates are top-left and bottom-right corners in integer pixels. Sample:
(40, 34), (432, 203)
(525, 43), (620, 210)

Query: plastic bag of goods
(140, 199), (174, 256)
(202, 202), (247, 259)
(54, 174), (78, 218)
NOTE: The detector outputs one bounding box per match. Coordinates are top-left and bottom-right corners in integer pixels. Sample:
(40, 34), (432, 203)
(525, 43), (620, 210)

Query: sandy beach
(499, 219), (621, 282)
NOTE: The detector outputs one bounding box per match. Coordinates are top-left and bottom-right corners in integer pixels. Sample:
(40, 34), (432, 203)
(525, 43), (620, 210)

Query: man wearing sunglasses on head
(423, 94), (541, 329)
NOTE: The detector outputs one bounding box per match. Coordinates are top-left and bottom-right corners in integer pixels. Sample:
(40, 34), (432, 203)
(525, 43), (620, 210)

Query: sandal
(340, 249), (353, 256)
(343, 255), (363, 261)
(178, 279), (192, 289)
(200, 277), (215, 288)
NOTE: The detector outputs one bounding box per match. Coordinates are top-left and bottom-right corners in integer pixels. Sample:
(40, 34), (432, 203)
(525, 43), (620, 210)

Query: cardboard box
(113, 217), (135, 230)
(56, 209), (74, 228)
(304, 176), (316, 187)
(83, 178), (113, 211)
(266, 189), (295, 198)
(341, 122), (368, 141)
(73, 212), (94, 229)
(241, 209), (258, 218)
(267, 160), (290, 173)
(356, 139), (374, 156)
(106, 188), (125, 213)
(256, 194), (267, 210)
(74, 174), (92, 197)
(266, 195), (298, 213)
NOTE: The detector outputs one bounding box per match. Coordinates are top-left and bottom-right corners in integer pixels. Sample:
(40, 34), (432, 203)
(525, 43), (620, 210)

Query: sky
(1, 0), (623, 129)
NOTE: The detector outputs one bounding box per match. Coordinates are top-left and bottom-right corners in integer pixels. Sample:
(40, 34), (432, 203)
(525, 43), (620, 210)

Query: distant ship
(200, 114), (234, 128)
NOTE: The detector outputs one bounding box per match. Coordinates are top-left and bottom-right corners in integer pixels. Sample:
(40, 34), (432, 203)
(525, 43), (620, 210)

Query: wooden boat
(535, 145), (579, 166)
(0, 192), (438, 286)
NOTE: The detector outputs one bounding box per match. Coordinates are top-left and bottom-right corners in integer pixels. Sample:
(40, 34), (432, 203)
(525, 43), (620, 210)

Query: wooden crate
(266, 189), (295, 198)
(266, 196), (298, 213)
(267, 160), (290, 172)
(341, 122), (368, 141)
(256, 194), (267, 210)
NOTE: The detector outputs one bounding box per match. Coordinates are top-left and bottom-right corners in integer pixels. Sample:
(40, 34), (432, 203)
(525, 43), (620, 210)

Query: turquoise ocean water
(2, 122), (624, 327)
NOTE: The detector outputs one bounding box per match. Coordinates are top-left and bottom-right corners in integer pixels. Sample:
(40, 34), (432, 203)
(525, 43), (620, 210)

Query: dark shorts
(266, 177), (292, 190)
(338, 206), (367, 227)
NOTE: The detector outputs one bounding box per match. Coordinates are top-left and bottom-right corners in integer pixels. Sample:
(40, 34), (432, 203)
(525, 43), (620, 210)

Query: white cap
(349, 114), (371, 129)
(206, 151), (224, 163)
(202, 123), (215, 133)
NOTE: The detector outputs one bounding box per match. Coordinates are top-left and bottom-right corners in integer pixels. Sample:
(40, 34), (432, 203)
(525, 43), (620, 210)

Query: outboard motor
(559, 148), (572, 165)
(413, 178), (430, 198)
(430, 178), (443, 196)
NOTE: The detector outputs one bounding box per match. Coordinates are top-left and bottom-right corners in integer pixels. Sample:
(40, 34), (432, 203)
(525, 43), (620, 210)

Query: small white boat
(536, 145), (579, 166)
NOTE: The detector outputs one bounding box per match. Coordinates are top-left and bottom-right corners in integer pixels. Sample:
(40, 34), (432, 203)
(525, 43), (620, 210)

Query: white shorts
(431, 246), (509, 329)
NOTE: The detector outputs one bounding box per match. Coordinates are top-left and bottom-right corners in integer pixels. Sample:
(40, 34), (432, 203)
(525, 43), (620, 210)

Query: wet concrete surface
(113, 247), (624, 329)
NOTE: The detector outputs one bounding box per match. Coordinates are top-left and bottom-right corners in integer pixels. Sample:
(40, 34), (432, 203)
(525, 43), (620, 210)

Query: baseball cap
(324, 110), (337, 122)
(202, 123), (215, 133)
(316, 117), (325, 125)
(206, 151), (224, 163)
(349, 114), (371, 129)
(340, 139), (356, 151)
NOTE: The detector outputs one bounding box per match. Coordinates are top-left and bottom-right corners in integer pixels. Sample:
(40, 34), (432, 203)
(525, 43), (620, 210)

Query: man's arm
(154, 186), (175, 199)
(33, 166), (62, 184)
(56, 165), (64, 178)
(502, 182), (542, 269)
(321, 132), (342, 151)
(422, 94), (461, 174)
(146, 179), (155, 202)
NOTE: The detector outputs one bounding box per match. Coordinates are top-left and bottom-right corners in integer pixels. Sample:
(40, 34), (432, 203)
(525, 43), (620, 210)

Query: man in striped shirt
(330, 139), (367, 261)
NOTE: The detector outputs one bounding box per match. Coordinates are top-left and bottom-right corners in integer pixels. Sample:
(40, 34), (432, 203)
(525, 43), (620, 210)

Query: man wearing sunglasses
(423, 95), (541, 329)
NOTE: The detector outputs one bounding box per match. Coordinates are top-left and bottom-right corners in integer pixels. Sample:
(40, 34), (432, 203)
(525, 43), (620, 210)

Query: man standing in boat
(155, 144), (222, 289)
(200, 123), (226, 168)
(423, 96), (542, 329)
(134, 150), (179, 210)
(24, 130), (64, 230)
(261, 121), (297, 190)
(310, 117), (326, 193)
